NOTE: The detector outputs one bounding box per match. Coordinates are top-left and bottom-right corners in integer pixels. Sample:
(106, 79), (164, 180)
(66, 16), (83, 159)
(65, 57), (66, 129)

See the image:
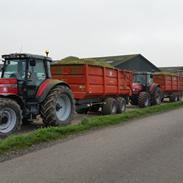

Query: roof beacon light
(45, 50), (49, 57)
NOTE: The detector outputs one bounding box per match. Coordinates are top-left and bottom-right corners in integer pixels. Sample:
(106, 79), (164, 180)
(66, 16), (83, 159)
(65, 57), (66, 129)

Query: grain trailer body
(51, 64), (133, 114)
(153, 73), (183, 101)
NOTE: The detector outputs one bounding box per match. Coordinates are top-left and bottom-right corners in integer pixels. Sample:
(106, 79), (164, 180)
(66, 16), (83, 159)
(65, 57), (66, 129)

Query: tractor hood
(0, 78), (18, 95)
(132, 82), (143, 94)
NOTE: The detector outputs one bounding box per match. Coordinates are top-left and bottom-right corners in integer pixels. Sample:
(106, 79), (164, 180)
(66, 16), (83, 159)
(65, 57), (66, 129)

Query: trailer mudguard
(36, 79), (70, 103)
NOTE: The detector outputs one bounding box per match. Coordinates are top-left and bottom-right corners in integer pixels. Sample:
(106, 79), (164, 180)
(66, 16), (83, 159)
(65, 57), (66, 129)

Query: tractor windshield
(2, 59), (26, 80)
(133, 74), (147, 85)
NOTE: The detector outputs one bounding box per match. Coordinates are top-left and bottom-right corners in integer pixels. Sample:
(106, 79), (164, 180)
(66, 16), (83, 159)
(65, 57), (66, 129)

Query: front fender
(36, 79), (71, 103)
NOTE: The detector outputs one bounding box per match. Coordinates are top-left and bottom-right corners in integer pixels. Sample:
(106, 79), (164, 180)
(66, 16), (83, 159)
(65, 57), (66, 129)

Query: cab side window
(28, 60), (46, 86)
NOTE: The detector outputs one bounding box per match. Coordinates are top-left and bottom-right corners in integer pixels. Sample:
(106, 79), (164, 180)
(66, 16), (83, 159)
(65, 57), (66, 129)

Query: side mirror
(30, 59), (36, 66)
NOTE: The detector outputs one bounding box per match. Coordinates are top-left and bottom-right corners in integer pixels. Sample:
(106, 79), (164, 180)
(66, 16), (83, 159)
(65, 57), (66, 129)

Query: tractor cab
(133, 72), (153, 86)
(132, 72), (153, 93)
(130, 72), (161, 107)
(1, 53), (52, 98)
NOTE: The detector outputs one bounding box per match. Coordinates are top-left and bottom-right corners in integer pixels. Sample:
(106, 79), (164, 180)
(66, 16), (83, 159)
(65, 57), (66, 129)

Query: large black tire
(116, 97), (126, 113)
(0, 98), (22, 137)
(102, 97), (117, 115)
(40, 85), (75, 126)
(170, 94), (178, 102)
(152, 87), (161, 105)
(138, 92), (150, 108)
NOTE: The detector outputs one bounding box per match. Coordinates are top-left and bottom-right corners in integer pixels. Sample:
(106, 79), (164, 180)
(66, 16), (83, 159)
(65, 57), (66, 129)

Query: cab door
(26, 59), (47, 98)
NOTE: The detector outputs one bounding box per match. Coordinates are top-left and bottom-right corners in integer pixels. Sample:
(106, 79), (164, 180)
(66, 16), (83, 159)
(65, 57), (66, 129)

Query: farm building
(91, 54), (160, 72)
(159, 66), (183, 76)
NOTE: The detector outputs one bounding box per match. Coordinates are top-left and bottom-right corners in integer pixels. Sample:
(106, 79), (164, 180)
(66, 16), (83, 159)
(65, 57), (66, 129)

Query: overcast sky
(0, 0), (182, 67)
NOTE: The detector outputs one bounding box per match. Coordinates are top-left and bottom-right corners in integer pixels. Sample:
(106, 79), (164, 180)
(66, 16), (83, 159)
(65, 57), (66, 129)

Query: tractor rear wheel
(41, 85), (75, 126)
(116, 97), (126, 113)
(138, 92), (150, 108)
(152, 87), (161, 105)
(0, 99), (22, 137)
(102, 97), (117, 115)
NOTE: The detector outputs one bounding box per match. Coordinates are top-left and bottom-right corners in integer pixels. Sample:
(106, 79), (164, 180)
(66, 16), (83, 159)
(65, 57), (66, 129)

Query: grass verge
(0, 101), (183, 155)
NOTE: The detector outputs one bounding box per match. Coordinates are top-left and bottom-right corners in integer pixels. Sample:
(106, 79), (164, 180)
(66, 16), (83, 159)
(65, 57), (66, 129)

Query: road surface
(1, 107), (183, 183)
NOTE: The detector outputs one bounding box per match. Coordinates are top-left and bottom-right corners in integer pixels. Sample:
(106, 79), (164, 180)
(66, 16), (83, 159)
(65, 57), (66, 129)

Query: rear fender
(36, 79), (71, 103)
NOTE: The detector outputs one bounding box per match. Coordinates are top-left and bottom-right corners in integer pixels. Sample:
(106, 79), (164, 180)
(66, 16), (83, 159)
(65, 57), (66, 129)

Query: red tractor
(130, 72), (162, 107)
(0, 53), (75, 137)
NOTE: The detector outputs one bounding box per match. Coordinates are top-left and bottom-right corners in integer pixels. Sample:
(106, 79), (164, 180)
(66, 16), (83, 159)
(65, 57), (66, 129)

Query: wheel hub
(56, 104), (62, 111)
(55, 94), (72, 122)
(0, 108), (17, 133)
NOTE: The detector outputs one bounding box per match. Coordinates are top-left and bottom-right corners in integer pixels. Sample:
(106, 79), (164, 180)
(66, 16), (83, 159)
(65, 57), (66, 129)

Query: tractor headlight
(2, 87), (8, 93)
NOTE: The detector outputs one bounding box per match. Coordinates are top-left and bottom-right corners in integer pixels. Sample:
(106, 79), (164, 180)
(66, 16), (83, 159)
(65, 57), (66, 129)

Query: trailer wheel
(177, 95), (180, 101)
(41, 85), (75, 126)
(102, 98), (117, 115)
(0, 99), (22, 137)
(152, 87), (161, 105)
(138, 92), (150, 108)
(116, 97), (126, 113)
(170, 94), (178, 102)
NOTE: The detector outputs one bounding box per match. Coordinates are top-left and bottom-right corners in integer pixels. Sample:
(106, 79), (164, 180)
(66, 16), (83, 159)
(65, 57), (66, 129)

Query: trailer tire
(177, 94), (180, 101)
(138, 92), (150, 108)
(152, 87), (161, 105)
(116, 97), (126, 113)
(0, 98), (22, 137)
(102, 98), (117, 115)
(170, 94), (178, 102)
(41, 85), (75, 126)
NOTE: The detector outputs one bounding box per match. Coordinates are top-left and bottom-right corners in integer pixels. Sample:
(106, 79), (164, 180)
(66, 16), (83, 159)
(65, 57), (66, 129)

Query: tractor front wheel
(138, 92), (150, 108)
(41, 85), (75, 126)
(0, 99), (22, 137)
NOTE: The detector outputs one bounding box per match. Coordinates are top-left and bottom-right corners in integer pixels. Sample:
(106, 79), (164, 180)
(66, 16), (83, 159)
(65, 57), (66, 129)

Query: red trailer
(153, 73), (183, 101)
(51, 64), (133, 114)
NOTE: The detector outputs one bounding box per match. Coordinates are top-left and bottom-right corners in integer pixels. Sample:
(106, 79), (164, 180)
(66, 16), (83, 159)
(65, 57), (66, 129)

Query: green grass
(0, 101), (183, 155)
